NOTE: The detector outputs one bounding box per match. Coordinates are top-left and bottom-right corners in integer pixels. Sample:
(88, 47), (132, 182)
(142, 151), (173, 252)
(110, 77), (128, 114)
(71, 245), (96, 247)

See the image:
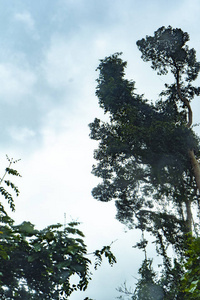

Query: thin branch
(0, 160), (12, 186)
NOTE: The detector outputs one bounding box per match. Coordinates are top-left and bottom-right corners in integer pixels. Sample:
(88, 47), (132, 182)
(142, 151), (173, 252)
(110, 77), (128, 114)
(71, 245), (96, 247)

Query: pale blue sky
(0, 1), (200, 299)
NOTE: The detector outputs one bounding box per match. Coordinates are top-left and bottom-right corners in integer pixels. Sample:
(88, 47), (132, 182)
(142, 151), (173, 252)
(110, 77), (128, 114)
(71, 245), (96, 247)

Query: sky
(1, 0), (200, 299)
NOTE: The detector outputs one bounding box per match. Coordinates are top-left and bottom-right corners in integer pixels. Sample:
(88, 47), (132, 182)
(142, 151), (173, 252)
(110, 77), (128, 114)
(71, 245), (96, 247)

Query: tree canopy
(89, 26), (200, 298)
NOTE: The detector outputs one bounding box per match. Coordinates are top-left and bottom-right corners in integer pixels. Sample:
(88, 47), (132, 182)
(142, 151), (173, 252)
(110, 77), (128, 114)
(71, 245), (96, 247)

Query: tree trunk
(175, 68), (193, 128)
(174, 68), (200, 233)
(185, 198), (192, 233)
(188, 149), (200, 193)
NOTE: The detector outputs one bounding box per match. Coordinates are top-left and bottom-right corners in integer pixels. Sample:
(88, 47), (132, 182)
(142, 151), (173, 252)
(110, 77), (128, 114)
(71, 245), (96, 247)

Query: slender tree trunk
(185, 198), (192, 233)
(188, 149), (200, 192)
(175, 69), (200, 193)
(175, 68), (200, 233)
(175, 68), (193, 128)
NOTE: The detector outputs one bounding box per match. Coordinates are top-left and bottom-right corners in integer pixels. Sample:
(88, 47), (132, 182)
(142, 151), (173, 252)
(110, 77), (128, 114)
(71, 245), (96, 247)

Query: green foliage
(0, 220), (91, 299)
(132, 259), (164, 300)
(0, 156), (21, 212)
(0, 156), (116, 299)
(181, 236), (200, 299)
(94, 244), (117, 270)
(136, 26), (200, 81)
(90, 51), (198, 237)
(0, 215), (116, 299)
(117, 260), (163, 300)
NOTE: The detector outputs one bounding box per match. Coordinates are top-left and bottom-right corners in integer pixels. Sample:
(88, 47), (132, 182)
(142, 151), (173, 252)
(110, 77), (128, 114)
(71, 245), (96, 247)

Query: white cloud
(42, 37), (83, 89)
(14, 11), (35, 30)
(0, 63), (36, 104)
(177, 0), (200, 23)
(8, 127), (36, 142)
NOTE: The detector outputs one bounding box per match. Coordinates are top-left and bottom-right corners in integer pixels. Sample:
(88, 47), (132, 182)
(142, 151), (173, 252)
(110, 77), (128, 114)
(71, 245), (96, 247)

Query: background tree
(89, 26), (200, 298)
(117, 259), (164, 300)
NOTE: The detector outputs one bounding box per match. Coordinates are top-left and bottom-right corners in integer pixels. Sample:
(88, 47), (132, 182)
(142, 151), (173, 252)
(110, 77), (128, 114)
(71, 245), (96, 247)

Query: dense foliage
(0, 157), (116, 299)
(180, 236), (200, 299)
(90, 26), (200, 298)
(0, 220), (91, 299)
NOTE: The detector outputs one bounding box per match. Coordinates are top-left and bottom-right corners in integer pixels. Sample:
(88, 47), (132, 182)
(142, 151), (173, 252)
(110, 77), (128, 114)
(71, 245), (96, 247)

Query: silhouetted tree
(90, 26), (200, 298)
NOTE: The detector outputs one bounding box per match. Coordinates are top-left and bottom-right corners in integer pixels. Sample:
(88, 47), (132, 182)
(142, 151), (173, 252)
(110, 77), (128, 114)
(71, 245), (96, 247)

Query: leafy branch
(93, 241), (117, 270)
(0, 156), (21, 211)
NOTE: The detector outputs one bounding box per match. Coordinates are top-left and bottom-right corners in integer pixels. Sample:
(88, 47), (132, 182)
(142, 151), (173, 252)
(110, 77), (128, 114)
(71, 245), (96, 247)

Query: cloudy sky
(1, 0), (200, 299)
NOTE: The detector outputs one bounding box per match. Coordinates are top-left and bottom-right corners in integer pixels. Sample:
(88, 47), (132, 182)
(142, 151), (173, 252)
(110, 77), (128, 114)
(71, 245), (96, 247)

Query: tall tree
(89, 26), (200, 297)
